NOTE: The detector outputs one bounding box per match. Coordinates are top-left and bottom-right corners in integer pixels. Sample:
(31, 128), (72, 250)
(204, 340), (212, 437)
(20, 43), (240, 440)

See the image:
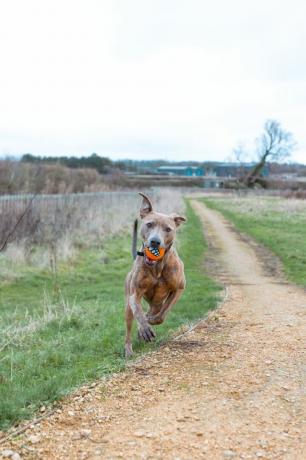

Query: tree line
(21, 153), (122, 175)
(21, 154), (207, 175)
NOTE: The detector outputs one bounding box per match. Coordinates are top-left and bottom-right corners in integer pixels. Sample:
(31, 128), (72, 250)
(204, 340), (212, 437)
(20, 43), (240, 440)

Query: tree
(232, 142), (247, 164)
(246, 119), (295, 187)
(230, 142), (251, 181)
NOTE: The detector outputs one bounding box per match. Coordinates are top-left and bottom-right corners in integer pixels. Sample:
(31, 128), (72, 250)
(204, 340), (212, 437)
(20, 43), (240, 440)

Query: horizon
(1, 1), (306, 163)
(1, 153), (305, 167)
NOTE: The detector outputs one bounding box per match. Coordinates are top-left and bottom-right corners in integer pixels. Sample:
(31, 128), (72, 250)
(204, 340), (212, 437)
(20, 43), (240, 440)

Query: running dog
(124, 193), (186, 357)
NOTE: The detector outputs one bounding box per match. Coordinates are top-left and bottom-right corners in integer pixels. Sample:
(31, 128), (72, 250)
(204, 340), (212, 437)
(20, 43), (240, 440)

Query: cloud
(0, 0), (305, 162)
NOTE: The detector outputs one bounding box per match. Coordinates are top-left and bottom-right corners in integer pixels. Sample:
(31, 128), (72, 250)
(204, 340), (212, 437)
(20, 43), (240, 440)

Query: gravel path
(2, 200), (306, 459)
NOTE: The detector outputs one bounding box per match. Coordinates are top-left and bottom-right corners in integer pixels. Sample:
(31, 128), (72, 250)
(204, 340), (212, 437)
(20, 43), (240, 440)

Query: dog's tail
(132, 219), (138, 260)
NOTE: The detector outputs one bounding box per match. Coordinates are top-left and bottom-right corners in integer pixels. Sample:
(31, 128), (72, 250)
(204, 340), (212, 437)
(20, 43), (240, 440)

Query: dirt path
(2, 201), (306, 460)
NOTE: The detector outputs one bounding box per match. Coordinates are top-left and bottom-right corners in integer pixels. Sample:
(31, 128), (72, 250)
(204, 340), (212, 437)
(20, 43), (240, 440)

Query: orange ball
(144, 246), (165, 261)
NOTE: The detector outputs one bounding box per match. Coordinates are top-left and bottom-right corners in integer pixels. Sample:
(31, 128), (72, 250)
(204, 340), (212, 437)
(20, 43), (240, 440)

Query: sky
(0, 0), (305, 163)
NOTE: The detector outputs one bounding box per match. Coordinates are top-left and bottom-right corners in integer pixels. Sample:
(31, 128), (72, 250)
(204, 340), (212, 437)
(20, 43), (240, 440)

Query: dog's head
(139, 193), (186, 266)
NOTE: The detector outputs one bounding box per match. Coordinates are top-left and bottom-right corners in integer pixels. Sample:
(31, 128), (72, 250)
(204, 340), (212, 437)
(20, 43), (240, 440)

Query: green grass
(202, 196), (306, 286)
(0, 201), (220, 430)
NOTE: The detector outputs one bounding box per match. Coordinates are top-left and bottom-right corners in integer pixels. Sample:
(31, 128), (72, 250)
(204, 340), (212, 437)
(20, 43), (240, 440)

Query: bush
(0, 160), (109, 195)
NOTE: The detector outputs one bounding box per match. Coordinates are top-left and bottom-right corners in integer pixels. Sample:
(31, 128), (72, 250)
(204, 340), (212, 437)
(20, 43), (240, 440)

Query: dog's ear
(170, 213), (186, 227)
(139, 193), (153, 218)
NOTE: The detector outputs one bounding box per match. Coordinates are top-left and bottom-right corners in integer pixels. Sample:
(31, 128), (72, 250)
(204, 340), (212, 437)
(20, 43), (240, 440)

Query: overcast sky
(0, 0), (305, 162)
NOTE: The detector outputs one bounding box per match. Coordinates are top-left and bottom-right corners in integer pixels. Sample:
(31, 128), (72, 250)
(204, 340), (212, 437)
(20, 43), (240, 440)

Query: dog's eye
(146, 222), (153, 228)
(165, 227), (172, 233)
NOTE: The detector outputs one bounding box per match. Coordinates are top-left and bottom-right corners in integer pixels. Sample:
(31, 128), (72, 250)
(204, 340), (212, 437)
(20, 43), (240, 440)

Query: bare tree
(232, 142), (247, 164)
(232, 142), (249, 183)
(246, 119), (295, 187)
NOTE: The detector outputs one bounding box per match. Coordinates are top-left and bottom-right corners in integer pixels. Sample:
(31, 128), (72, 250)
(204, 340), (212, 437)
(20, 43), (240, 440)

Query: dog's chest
(144, 271), (178, 302)
(156, 264), (179, 287)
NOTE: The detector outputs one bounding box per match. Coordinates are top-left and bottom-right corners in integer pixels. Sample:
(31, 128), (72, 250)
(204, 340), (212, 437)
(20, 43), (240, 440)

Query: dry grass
(211, 195), (306, 218)
(0, 189), (185, 273)
(0, 160), (109, 195)
(0, 291), (80, 353)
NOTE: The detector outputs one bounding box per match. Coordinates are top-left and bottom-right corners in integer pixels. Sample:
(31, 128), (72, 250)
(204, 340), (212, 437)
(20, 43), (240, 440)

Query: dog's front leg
(147, 289), (184, 325)
(129, 292), (156, 342)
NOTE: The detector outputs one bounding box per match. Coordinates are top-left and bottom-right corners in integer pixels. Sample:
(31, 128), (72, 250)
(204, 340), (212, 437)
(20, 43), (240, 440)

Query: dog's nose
(149, 238), (161, 248)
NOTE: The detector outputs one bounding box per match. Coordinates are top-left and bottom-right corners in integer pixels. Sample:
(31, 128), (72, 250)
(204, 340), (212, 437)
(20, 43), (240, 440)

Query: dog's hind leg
(125, 304), (134, 357)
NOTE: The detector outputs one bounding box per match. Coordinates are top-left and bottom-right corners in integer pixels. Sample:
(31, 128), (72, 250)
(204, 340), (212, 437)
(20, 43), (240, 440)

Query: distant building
(212, 162), (269, 178)
(157, 166), (204, 176)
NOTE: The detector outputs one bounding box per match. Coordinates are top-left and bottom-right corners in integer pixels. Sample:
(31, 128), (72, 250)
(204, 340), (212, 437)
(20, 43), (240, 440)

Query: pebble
(258, 440), (268, 448)
(134, 430), (145, 437)
(145, 432), (156, 438)
(1, 450), (22, 460)
(12, 454), (22, 460)
(223, 450), (235, 458)
(1, 451), (14, 458)
(80, 429), (92, 438)
(27, 434), (41, 444)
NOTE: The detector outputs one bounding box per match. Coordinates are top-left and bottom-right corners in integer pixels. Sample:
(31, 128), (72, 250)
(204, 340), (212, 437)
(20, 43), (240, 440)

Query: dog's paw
(147, 314), (164, 325)
(125, 343), (133, 358)
(138, 324), (156, 342)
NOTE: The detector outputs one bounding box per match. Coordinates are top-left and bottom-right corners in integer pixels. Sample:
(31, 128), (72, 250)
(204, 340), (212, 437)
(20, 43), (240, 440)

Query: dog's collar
(137, 243), (172, 258)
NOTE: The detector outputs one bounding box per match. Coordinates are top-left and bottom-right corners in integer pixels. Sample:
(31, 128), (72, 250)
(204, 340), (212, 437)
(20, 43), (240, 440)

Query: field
(0, 197), (220, 430)
(2, 193), (306, 459)
(203, 195), (306, 286)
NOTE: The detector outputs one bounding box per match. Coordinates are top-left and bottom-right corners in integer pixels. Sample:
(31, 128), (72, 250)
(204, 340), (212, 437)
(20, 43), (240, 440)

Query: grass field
(0, 201), (220, 430)
(203, 196), (306, 286)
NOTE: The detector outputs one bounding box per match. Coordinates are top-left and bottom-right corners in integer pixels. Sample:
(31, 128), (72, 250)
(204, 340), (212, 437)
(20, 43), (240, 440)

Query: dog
(124, 193), (186, 357)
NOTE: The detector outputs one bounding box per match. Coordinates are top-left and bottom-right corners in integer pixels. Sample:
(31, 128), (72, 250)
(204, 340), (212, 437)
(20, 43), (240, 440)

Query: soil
(1, 200), (306, 459)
